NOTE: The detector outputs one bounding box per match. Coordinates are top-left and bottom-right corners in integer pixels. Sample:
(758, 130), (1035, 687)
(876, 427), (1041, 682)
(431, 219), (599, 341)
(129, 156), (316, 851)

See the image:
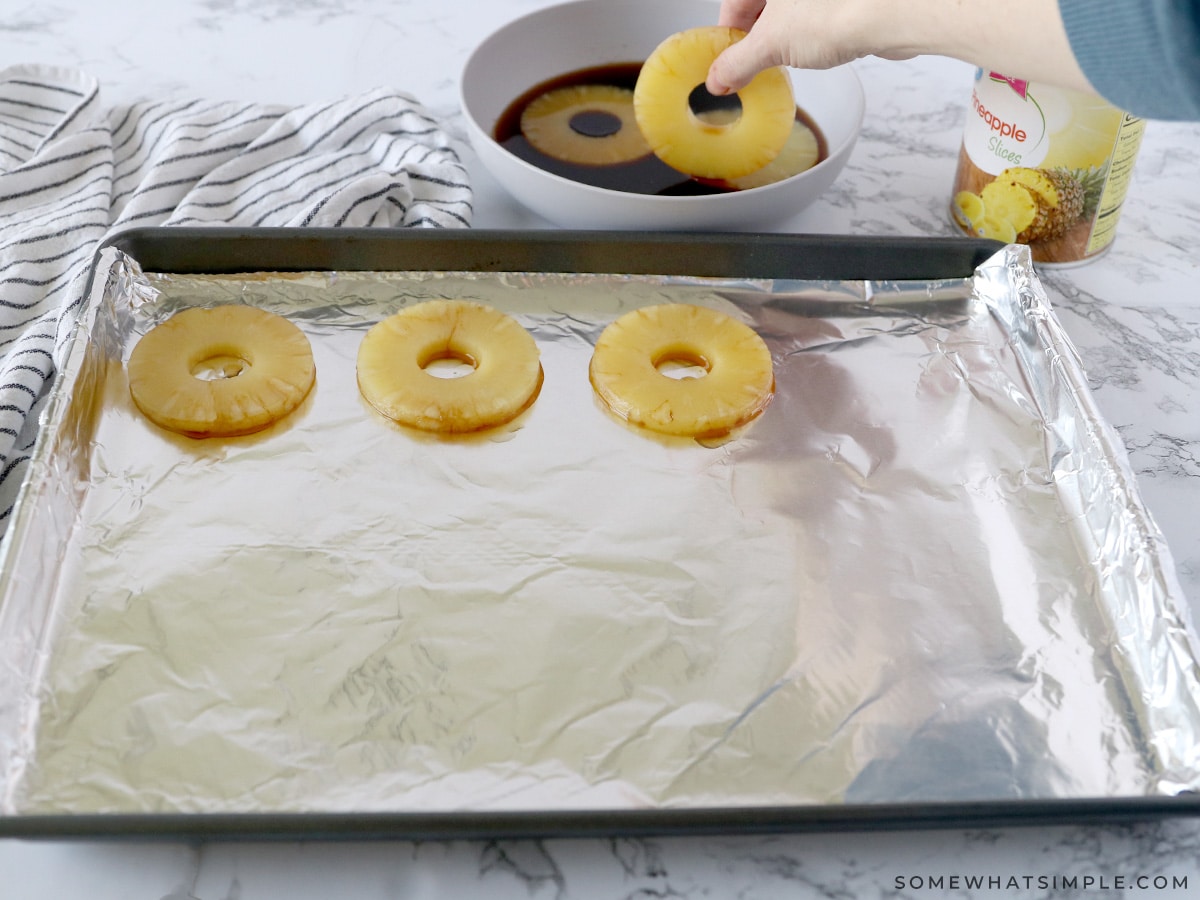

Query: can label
(950, 70), (1146, 265)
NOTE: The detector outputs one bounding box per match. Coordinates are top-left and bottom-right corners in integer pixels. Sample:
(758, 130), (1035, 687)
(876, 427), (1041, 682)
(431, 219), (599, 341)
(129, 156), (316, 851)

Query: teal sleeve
(1058, 0), (1200, 120)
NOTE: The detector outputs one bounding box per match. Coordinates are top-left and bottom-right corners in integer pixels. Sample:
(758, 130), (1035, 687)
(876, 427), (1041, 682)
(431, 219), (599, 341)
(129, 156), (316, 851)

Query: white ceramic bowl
(460, 0), (865, 230)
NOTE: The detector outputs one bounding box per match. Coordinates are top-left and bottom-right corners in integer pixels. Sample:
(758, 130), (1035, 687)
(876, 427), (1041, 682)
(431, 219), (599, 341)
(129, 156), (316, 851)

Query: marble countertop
(4, 0), (1200, 896)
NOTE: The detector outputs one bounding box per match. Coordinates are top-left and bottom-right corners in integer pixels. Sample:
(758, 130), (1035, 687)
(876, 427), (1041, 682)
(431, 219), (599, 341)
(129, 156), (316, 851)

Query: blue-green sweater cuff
(1058, 0), (1200, 120)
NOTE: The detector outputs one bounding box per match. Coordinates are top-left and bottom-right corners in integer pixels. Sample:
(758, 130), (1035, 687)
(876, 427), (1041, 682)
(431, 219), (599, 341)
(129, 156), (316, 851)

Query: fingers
(706, 27), (779, 95)
(717, 0), (768, 31)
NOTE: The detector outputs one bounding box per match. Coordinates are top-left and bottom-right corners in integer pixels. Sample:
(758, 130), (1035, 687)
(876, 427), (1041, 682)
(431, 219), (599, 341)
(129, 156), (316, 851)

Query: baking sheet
(1, 232), (1198, 833)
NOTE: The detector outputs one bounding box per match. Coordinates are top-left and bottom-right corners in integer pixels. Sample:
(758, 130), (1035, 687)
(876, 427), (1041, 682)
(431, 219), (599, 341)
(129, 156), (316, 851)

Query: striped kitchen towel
(0, 63), (473, 530)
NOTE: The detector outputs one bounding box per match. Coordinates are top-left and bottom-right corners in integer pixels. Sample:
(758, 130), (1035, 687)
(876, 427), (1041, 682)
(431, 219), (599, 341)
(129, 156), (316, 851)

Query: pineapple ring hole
(189, 348), (251, 381)
(653, 348), (710, 380)
(568, 110), (623, 138)
(687, 83), (742, 128)
(420, 348), (478, 379)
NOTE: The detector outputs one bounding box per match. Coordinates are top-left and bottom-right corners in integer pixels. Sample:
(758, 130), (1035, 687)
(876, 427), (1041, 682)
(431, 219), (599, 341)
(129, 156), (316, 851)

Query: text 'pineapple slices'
(357, 299), (543, 434)
(127, 305), (316, 439)
(633, 26), (795, 180)
(589, 303), (775, 439)
(520, 84), (652, 166)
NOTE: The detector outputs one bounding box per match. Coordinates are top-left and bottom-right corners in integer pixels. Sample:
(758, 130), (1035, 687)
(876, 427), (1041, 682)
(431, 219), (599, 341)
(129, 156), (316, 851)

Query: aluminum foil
(1, 244), (1198, 817)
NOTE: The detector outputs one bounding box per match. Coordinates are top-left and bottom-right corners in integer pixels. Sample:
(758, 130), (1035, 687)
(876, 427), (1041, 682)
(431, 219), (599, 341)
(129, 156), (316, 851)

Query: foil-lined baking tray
(1, 228), (1198, 839)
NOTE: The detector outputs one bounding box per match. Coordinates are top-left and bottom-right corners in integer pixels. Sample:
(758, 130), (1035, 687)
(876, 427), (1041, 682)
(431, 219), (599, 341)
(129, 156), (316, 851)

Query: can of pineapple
(949, 70), (1146, 265)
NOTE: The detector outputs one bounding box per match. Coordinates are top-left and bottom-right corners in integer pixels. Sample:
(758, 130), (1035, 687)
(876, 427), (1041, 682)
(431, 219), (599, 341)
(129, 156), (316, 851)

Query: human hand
(704, 0), (1094, 101)
(705, 0), (906, 95)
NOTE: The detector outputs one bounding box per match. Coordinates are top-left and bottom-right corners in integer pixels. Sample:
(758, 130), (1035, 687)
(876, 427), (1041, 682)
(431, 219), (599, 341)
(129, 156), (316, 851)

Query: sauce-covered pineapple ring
(633, 26), (795, 180)
(127, 305), (316, 439)
(521, 84), (652, 166)
(589, 303), (774, 438)
(357, 299), (543, 433)
(726, 119), (820, 190)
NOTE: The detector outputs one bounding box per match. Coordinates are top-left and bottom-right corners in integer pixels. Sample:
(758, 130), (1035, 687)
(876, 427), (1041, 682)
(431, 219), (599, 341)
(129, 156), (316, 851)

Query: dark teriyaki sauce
(494, 62), (829, 196)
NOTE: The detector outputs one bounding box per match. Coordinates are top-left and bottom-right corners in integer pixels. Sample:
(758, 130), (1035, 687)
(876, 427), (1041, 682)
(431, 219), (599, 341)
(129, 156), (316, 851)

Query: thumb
(706, 29), (780, 96)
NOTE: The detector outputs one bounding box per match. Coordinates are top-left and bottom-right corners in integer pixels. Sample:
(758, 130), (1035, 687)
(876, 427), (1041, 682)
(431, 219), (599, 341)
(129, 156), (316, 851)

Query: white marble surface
(4, 0), (1200, 896)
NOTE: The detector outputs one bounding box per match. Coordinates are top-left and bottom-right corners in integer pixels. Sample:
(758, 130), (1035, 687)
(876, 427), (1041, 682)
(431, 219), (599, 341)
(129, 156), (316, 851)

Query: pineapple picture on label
(951, 164), (1103, 250)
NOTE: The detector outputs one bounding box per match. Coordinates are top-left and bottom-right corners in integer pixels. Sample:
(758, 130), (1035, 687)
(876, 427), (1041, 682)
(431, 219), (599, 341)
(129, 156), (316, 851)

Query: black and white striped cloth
(0, 63), (473, 530)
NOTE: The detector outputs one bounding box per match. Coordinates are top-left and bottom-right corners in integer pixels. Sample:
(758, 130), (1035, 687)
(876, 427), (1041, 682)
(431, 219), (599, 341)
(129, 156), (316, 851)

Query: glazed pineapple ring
(521, 84), (653, 166)
(357, 299), (543, 433)
(589, 304), (774, 438)
(633, 26), (795, 180)
(127, 305), (316, 439)
(726, 120), (820, 190)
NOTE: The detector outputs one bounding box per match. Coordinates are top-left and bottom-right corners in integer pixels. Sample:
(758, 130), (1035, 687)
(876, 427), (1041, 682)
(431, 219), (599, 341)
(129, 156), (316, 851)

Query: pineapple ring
(633, 26), (795, 180)
(953, 190), (986, 230)
(589, 304), (774, 438)
(725, 120), (820, 190)
(521, 85), (652, 166)
(127, 305), (316, 439)
(357, 299), (543, 434)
